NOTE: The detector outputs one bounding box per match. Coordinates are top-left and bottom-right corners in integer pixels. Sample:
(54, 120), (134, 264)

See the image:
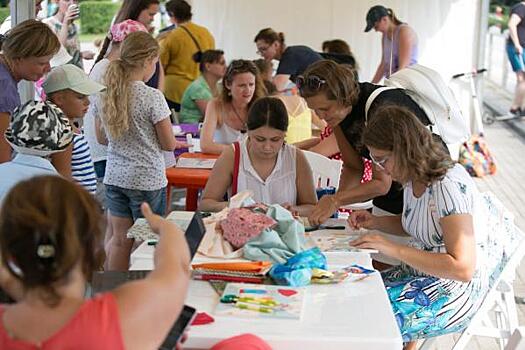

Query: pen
(147, 240), (158, 246)
(235, 301), (274, 313)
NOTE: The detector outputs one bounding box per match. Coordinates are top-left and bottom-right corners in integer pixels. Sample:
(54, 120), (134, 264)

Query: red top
(0, 293), (124, 350)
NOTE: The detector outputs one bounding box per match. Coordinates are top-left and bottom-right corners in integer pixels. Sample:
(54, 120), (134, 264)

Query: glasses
(295, 75), (327, 92)
(369, 153), (390, 170)
(256, 45), (270, 55)
(226, 60), (253, 76)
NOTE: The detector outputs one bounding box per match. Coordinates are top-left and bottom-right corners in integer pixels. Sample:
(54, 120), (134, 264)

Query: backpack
(365, 64), (470, 144)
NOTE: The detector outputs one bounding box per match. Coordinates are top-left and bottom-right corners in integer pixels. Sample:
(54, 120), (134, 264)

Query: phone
(159, 305), (197, 350)
(68, 4), (80, 19)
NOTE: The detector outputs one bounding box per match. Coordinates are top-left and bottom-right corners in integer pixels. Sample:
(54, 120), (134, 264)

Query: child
(97, 31), (183, 270)
(42, 64), (105, 196)
(0, 100), (73, 202)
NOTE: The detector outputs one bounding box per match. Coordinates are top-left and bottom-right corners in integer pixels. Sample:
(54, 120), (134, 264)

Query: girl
(200, 97), (317, 216)
(200, 59), (265, 154)
(0, 175), (191, 349)
(364, 5), (418, 83)
(97, 31), (183, 270)
(179, 49), (226, 124)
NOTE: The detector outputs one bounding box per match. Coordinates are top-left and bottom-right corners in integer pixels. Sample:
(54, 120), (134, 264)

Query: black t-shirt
(276, 45), (323, 82)
(508, 3), (525, 47)
(339, 82), (431, 214)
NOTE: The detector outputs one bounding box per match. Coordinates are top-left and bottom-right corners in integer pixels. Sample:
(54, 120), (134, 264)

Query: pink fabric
(210, 333), (272, 350)
(0, 293), (124, 350)
(220, 208), (277, 249)
(110, 19), (147, 42)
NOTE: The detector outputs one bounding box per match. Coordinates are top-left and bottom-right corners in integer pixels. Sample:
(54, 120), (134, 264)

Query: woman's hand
(308, 195), (338, 226)
(281, 202), (298, 217)
(348, 210), (377, 230)
(350, 233), (401, 258)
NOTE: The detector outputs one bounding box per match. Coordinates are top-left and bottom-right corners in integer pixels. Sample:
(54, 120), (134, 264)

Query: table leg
(185, 188), (199, 211)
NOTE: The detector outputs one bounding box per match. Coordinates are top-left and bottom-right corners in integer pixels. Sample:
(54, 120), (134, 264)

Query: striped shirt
(72, 133), (97, 195)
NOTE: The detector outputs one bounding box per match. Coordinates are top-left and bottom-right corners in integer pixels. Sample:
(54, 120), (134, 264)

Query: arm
(95, 116), (108, 146)
(293, 137), (321, 150)
(308, 133), (339, 157)
(154, 117), (178, 151)
(311, 110), (327, 129)
(114, 203), (191, 350)
(157, 63), (165, 92)
(273, 74), (291, 92)
(397, 26), (417, 70)
(509, 13), (523, 53)
(349, 210), (408, 236)
(0, 113), (11, 163)
(51, 143), (72, 179)
(288, 149), (317, 216)
(371, 36), (386, 83)
(200, 100), (230, 154)
(195, 99), (210, 119)
(199, 147), (234, 212)
(352, 214), (476, 282)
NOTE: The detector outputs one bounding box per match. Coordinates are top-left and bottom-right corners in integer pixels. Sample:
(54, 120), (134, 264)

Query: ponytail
(93, 34), (112, 69)
(102, 59), (133, 139)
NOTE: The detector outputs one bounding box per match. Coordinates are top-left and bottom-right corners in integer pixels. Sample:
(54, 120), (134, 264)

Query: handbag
(458, 134), (497, 177)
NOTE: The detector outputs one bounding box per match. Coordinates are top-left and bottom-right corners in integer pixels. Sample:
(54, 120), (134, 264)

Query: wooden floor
(425, 118), (525, 349)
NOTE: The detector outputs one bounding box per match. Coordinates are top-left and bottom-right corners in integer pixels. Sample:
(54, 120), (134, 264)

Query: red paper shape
(277, 289), (298, 297)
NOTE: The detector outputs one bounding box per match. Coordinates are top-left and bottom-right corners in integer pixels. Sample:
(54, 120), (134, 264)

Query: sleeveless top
(382, 24), (418, 77)
(0, 293), (125, 349)
(214, 120), (244, 145)
(235, 138), (297, 205)
(281, 96), (313, 144)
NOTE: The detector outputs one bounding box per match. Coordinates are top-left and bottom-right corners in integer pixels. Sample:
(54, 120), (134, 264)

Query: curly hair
(102, 31), (159, 139)
(0, 176), (104, 307)
(363, 105), (454, 185)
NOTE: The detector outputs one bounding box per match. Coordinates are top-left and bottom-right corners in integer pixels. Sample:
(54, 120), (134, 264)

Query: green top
(179, 75), (213, 123)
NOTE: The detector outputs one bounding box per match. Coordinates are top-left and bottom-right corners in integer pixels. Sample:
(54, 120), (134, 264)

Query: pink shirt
(0, 293), (124, 350)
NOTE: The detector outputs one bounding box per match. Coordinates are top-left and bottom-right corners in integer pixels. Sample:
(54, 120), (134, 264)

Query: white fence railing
(485, 28), (515, 93)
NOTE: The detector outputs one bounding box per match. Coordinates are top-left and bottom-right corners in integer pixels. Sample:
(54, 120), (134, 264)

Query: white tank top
(214, 121), (243, 144)
(236, 138), (298, 205)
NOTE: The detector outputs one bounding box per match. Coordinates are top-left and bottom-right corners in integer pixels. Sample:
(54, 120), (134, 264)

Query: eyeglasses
(256, 45), (270, 55)
(226, 60), (252, 76)
(369, 152), (390, 170)
(295, 75), (327, 92)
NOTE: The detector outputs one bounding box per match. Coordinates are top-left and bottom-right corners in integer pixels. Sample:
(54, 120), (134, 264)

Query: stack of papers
(176, 157), (216, 169)
(192, 261), (272, 283)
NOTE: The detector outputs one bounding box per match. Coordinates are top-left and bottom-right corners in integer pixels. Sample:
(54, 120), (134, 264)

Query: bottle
(186, 133), (194, 153)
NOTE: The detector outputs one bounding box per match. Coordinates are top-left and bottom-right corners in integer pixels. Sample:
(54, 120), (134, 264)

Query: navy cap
(365, 5), (389, 32)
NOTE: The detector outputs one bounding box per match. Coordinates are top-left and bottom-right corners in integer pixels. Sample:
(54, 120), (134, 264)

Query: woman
(298, 60), (441, 226)
(179, 49), (226, 124)
(43, 0), (95, 69)
(200, 59), (265, 155)
(0, 175), (191, 349)
(200, 97), (317, 216)
(254, 28), (323, 92)
(0, 20), (70, 176)
(95, 0), (164, 90)
(350, 105), (489, 345)
(365, 5), (418, 83)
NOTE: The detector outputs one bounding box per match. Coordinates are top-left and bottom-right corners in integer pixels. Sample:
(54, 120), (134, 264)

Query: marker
(239, 289), (267, 295)
(235, 302), (274, 313)
(147, 240), (158, 246)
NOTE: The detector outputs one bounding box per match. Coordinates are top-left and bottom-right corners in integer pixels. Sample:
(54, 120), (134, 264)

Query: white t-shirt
(103, 81), (171, 191)
(84, 58), (109, 163)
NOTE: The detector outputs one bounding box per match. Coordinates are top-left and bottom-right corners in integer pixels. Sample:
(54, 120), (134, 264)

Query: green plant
(0, 7), (9, 24)
(79, 1), (120, 35)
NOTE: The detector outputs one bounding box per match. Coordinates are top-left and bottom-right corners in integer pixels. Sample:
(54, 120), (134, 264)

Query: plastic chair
(302, 150), (342, 189)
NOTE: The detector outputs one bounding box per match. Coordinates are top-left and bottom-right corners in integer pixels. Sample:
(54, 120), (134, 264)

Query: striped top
(72, 133), (97, 195)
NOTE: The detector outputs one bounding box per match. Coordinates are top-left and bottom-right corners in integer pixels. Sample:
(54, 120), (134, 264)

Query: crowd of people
(0, 1), (500, 349)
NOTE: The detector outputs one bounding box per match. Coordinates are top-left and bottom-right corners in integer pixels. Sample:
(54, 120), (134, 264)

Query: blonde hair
(0, 19), (60, 59)
(363, 105), (454, 185)
(102, 31), (159, 139)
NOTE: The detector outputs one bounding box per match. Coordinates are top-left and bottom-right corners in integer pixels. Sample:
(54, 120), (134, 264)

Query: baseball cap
(42, 64), (105, 96)
(5, 100), (73, 156)
(110, 19), (148, 43)
(364, 5), (389, 32)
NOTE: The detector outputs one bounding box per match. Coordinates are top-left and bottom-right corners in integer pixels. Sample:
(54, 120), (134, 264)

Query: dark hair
(254, 27), (285, 45)
(220, 59), (266, 107)
(195, 49), (224, 72)
(0, 176), (105, 307)
(322, 39), (351, 55)
(166, 0), (192, 22)
(262, 80), (278, 95)
(247, 97), (288, 131)
(363, 105), (453, 184)
(94, 0), (159, 66)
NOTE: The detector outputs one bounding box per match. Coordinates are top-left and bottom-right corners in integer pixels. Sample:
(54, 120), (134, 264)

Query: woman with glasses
(299, 60), (442, 227)
(200, 59), (265, 155)
(200, 97), (317, 215)
(254, 28), (323, 92)
(349, 105), (489, 347)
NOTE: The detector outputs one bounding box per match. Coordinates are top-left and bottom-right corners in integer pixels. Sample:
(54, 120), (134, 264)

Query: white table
(130, 245), (402, 350)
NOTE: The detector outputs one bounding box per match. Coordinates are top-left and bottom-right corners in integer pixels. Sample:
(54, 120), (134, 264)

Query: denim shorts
(506, 42), (525, 72)
(105, 185), (166, 220)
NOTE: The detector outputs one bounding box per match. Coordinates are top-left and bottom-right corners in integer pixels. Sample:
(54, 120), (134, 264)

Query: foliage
(0, 7), (8, 24)
(79, 1), (120, 34)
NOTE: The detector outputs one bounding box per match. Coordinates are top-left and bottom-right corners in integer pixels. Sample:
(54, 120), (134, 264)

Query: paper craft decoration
(215, 283), (305, 320)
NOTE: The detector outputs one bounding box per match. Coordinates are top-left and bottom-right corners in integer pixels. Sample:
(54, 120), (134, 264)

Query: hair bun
(193, 51), (203, 63)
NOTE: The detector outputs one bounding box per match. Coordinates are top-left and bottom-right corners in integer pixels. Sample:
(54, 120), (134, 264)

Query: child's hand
(175, 141), (192, 149)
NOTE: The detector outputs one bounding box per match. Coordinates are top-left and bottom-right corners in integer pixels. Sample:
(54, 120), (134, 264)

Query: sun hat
(110, 19), (148, 43)
(5, 100), (73, 156)
(364, 5), (389, 32)
(42, 64), (105, 96)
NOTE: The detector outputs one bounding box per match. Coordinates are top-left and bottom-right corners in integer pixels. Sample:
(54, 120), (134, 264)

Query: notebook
(91, 211), (206, 294)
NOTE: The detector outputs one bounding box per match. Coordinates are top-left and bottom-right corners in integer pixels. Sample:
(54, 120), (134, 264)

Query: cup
(68, 4), (80, 20)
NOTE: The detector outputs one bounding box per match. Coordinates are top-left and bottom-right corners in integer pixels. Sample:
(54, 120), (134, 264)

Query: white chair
(302, 150), (342, 189)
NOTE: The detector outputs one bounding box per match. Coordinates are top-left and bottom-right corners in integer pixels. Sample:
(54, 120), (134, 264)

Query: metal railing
(485, 28), (515, 93)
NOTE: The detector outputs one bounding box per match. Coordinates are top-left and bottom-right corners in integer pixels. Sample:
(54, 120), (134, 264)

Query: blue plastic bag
(269, 247), (327, 286)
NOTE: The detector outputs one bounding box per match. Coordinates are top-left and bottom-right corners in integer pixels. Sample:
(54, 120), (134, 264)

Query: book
(215, 283), (305, 320)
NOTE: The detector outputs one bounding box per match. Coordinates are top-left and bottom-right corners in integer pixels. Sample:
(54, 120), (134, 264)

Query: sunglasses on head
(295, 75), (327, 92)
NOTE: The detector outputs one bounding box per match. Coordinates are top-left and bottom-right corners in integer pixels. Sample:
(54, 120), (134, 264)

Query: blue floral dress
(382, 164), (490, 341)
